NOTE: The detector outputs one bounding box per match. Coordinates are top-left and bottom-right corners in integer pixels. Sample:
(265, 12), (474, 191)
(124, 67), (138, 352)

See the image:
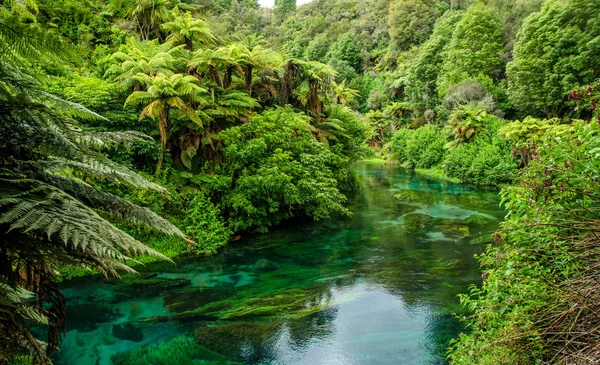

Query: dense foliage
(2, 0), (600, 363)
(450, 120), (600, 364)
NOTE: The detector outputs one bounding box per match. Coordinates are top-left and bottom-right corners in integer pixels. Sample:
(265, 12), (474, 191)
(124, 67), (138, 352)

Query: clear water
(52, 163), (504, 365)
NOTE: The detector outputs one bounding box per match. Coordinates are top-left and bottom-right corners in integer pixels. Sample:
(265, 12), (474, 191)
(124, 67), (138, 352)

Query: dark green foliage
(405, 11), (463, 115)
(404, 125), (446, 169)
(206, 107), (350, 232)
(390, 125), (446, 169)
(182, 193), (231, 253)
(443, 142), (515, 186)
(326, 33), (363, 72)
(389, 128), (411, 163)
(275, 0), (296, 14)
(438, 3), (504, 97)
(390, 110), (516, 186)
(0, 6), (188, 363)
(507, 0), (600, 117)
(443, 109), (516, 185)
(325, 104), (369, 161)
(48, 76), (140, 128)
(328, 57), (358, 83)
(304, 35), (329, 62)
(387, 0), (438, 51)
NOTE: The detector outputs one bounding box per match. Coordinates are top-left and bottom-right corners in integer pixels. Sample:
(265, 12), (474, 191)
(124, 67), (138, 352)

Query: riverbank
(57, 158), (476, 282)
(449, 121), (600, 364)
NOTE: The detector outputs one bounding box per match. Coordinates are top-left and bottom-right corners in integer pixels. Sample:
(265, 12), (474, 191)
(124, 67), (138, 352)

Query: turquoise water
(53, 163), (504, 365)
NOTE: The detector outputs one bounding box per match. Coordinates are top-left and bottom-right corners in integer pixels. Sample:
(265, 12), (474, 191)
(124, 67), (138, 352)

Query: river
(53, 163), (504, 365)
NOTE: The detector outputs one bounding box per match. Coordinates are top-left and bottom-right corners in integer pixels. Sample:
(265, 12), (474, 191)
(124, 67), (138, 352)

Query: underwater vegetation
(112, 335), (241, 365)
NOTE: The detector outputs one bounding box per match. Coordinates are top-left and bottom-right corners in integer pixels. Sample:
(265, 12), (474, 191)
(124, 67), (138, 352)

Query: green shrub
(450, 121), (600, 364)
(207, 107), (350, 233)
(467, 143), (516, 185)
(404, 124), (446, 169)
(182, 193), (231, 254)
(443, 143), (477, 181)
(389, 128), (412, 163)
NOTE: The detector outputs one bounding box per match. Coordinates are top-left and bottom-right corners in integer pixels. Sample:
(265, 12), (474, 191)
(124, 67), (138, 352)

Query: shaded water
(53, 163), (504, 365)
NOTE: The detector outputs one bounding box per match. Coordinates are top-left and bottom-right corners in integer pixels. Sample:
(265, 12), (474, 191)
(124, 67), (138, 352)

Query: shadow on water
(52, 163), (504, 365)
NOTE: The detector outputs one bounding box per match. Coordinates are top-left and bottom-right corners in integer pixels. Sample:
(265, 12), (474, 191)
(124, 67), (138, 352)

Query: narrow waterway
(53, 163), (504, 365)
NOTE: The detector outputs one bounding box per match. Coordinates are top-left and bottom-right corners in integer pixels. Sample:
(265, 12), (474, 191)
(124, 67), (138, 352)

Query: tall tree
(125, 73), (208, 171)
(405, 11), (463, 115)
(128, 0), (172, 41)
(105, 41), (182, 91)
(438, 3), (504, 97)
(507, 0), (600, 117)
(326, 32), (363, 72)
(275, 0), (296, 15)
(387, 0), (437, 51)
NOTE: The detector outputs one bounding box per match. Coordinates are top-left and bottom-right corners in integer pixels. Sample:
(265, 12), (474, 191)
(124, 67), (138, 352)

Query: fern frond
(0, 171), (173, 269)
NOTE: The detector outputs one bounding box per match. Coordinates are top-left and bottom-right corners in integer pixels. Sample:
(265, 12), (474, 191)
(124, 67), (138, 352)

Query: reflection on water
(53, 163), (504, 365)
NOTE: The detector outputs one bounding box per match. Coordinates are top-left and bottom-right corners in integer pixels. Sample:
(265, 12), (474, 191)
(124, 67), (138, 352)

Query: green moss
(161, 287), (236, 313)
(462, 214), (497, 227)
(436, 223), (471, 239)
(402, 213), (434, 235)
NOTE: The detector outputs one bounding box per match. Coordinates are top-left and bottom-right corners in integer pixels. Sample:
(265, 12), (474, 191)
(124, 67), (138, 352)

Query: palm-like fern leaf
(0, 12), (193, 363)
(0, 171), (172, 270)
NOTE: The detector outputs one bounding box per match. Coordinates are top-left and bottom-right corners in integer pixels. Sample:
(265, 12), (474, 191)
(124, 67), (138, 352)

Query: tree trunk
(280, 61), (293, 106)
(185, 38), (193, 52)
(224, 67), (234, 89)
(156, 107), (170, 176)
(244, 65), (253, 94)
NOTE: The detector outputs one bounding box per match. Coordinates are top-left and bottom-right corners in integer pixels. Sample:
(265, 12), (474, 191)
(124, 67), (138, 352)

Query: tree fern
(0, 9), (192, 364)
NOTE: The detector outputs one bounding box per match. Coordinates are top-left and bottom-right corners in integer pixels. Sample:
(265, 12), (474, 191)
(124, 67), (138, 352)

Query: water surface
(54, 163), (503, 365)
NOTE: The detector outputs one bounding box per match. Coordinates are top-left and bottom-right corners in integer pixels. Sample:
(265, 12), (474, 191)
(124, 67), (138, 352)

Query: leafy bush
(450, 121), (600, 363)
(404, 124), (446, 169)
(443, 143), (477, 181)
(207, 107), (350, 232)
(47, 75), (138, 128)
(182, 193), (231, 253)
(467, 143), (516, 185)
(389, 128), (411, 163)
(390, 112), (516, 186)
(326, 104), (370, 161)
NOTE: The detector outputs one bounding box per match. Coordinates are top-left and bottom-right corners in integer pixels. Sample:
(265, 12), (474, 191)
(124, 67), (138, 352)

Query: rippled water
(53, 163), (504, 365)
